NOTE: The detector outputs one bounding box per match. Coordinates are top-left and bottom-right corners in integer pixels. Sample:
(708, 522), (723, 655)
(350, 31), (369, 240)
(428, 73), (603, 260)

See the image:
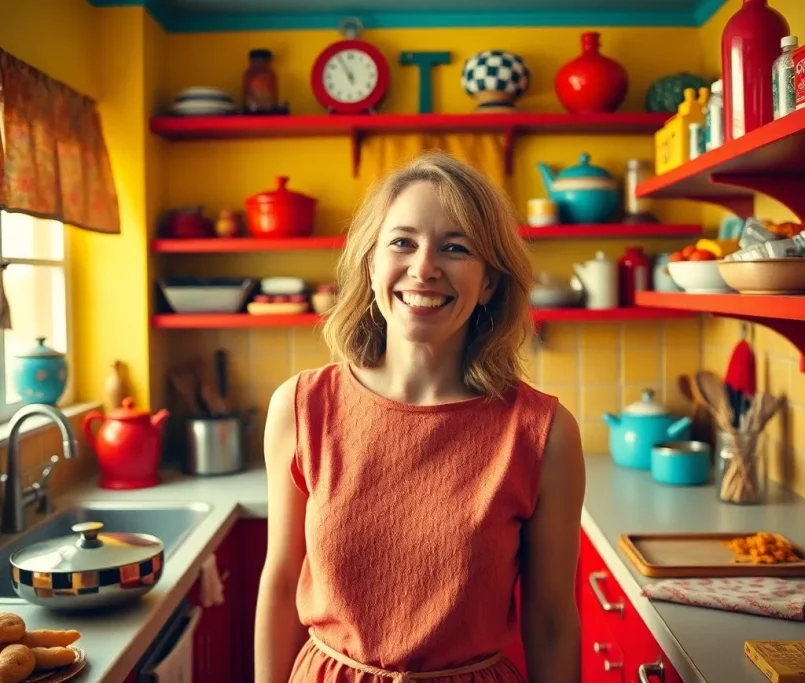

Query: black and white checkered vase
(461, 50), (530, 107)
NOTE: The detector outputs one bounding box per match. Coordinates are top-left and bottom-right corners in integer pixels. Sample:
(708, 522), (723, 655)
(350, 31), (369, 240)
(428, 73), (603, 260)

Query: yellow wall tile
(662, 318), (702, 347)
(538, 323), (579, 349)
(582, 385), (619, 424)
(540, 348), (579, 386)
(581, 347), (619, 384)
(579, 323), (619, 348)
(623, 321), (660, 347)
(623, 346), (661, 385)
(663, 345), (701, 385)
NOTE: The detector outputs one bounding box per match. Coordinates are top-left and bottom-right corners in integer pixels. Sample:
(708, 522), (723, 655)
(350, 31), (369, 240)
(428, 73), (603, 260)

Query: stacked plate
(169, 87), (237, 116)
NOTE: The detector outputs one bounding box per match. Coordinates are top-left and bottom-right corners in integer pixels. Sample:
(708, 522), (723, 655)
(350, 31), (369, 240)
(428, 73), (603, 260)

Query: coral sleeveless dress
(288, 363), (558, 683)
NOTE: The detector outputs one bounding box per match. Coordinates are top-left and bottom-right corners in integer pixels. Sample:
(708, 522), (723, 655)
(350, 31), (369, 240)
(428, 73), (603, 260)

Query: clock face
(322, 49), (379, 104)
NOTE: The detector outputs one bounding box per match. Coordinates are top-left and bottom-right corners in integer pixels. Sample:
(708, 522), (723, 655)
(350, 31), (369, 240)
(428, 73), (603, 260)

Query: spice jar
(715, 430), (767, 505)
(243, 48), (278, 114)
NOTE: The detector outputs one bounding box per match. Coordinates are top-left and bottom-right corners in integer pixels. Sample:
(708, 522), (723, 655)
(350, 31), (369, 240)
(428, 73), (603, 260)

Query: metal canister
(689, 122), (705, 160)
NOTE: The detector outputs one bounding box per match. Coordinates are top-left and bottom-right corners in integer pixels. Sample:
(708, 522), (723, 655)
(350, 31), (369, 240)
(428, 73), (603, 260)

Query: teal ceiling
(87, 0), (729, 32)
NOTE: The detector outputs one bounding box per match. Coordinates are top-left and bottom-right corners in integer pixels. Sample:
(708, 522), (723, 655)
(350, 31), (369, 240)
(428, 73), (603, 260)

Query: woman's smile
(394, 290), (455, 316)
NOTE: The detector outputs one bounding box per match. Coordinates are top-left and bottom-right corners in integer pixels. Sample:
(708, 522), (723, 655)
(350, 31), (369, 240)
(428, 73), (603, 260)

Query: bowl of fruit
(667, 239), (738, 294)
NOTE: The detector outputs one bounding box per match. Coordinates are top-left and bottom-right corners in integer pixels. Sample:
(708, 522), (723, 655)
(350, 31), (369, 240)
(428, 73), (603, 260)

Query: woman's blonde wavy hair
(322, 150), (533, 399)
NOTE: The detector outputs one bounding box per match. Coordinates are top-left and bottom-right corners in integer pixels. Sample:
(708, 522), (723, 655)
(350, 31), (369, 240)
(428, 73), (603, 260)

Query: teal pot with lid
(13, 337), (68, 405)
(602, 389), (692, 470)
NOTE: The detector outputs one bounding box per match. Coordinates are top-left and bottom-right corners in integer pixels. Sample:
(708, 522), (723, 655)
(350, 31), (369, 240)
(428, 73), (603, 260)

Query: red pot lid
(107, 397), (150, 421)
(247, 176), (315, 207)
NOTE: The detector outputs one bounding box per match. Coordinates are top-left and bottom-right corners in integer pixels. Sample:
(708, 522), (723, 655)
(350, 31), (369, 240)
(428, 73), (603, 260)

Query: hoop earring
(475, 304), (493, 334)
(368, 299), (382, 327)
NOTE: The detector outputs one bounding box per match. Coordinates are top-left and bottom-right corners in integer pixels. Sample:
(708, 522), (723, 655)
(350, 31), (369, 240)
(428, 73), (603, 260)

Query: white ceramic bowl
(667, 260), (734, 294)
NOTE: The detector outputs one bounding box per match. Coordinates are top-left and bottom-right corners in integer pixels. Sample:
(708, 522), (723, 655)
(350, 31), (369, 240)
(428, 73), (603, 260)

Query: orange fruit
(688, 249), (717, 261)
(669, 250), (686, 262)
(681, 244), (697, 259)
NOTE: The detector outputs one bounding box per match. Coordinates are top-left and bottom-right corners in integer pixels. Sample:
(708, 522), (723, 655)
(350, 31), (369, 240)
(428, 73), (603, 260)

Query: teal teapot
(537, 153), (619, 224)
(13, 337), (68, 405)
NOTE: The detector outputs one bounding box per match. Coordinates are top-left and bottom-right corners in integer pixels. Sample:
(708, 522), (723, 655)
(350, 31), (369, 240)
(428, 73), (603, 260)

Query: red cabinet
(578, 530), (684, 683)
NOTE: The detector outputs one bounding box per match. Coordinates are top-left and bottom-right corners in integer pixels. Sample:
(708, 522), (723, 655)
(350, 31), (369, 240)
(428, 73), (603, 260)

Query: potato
(0, 616), (24, 645)
(21, 630), (81, 649)
(0, 644), (35, 683)
(31, 647), (76, 671)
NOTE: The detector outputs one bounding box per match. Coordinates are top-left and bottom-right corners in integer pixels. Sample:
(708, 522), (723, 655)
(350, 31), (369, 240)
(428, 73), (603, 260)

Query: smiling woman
(255, 151), (585, 683)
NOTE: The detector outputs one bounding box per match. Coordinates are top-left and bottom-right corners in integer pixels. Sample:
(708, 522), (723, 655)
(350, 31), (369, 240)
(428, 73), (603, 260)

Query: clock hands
(336, 54), (355, 85)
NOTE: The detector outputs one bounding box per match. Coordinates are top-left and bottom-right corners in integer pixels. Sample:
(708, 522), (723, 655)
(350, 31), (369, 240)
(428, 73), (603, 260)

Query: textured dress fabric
(287, 363), (558, 683)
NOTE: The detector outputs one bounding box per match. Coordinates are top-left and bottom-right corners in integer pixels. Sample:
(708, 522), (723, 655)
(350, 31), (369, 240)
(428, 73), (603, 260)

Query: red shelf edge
(636, 291), (805, 372)
(151, 224), (701, 253)
(149, 112), (670, 178)
(634, 109), (805, 221)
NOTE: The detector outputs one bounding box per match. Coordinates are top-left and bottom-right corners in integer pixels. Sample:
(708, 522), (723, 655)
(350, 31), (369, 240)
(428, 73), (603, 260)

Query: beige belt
(308, 630), (503, 683)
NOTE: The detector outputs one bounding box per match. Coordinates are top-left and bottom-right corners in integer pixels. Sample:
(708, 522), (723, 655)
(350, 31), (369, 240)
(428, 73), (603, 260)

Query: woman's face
(370, 180), (497, 346)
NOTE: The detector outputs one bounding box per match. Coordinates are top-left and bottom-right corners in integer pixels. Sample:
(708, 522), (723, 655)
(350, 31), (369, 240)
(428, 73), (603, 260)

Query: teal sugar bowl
(13, 337), (68, 405)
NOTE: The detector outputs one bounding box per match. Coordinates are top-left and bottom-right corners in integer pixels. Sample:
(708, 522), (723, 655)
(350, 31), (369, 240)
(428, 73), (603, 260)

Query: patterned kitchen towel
(641, 577), (805, 621)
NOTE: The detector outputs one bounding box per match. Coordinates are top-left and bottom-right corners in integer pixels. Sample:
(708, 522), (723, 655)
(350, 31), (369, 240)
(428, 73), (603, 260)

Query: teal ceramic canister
(13, 337), (68, 405)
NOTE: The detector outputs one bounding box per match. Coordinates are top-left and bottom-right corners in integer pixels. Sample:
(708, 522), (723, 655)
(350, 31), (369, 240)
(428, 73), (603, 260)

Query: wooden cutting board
(619, 532), (805, 578)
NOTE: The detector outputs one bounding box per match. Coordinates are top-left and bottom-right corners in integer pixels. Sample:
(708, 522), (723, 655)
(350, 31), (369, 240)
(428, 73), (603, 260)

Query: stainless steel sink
(0, 501), (212, 602)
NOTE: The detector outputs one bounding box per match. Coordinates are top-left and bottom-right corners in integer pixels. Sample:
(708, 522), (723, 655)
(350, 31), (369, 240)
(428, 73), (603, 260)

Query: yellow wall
(699, 0), (805, 496)
(153, 25), (706, 459)
(0, 0), (156, 412)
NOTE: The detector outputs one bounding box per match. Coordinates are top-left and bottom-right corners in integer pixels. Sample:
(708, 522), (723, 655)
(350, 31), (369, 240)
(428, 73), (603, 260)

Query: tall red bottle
(721, 0), (789, 141)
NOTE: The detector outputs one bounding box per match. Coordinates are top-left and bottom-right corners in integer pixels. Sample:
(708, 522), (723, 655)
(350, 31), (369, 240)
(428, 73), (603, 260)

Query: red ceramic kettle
(82, 398), (169, 490)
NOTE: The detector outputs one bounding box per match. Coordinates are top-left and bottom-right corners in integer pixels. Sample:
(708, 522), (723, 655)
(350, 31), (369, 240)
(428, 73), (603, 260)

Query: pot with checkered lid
(9, 521), (164, 611)
(461, 50), (530, 111)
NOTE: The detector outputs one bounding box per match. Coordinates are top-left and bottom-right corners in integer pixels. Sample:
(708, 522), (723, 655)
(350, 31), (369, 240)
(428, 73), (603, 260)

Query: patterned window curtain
(0, 48), (120, 234)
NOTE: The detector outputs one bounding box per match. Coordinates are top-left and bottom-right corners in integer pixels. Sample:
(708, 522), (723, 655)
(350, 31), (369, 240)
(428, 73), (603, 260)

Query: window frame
(0, 211), (74, 423)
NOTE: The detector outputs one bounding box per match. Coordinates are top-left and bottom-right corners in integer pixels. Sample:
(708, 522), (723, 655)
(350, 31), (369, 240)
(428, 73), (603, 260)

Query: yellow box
(744, 640), (805, 683)
(654, 86), (709, 175)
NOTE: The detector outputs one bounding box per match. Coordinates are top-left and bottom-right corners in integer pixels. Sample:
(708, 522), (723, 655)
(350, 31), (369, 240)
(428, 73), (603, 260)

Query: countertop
(2, 454), (803, 683)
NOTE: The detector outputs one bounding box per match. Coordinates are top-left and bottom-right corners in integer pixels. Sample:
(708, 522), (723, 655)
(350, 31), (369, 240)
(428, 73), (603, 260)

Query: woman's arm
(520, 403), (586, 683)
(254, 377), (309, 683)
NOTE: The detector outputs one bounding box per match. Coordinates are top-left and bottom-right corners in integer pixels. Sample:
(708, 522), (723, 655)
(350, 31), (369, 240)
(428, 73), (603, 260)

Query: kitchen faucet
(1, 404), (79, 534)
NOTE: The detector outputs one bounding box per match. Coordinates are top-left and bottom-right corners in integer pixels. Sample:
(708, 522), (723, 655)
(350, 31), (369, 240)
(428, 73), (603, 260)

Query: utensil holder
(715, 430), (767, 505)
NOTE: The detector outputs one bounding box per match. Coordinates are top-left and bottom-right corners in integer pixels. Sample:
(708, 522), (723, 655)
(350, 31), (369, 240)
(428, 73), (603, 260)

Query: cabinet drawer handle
(603, 660), (622, 672)
(593, 642), (610, 653)
(588, 571), (624, 615)
(638, 660), (665, 683)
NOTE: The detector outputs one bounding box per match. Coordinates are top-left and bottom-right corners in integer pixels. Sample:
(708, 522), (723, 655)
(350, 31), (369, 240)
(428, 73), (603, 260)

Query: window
(0, 212), (71, 421)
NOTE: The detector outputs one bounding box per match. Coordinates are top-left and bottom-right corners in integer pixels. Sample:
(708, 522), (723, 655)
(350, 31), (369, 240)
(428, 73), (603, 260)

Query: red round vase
(555, 32), (628, 114)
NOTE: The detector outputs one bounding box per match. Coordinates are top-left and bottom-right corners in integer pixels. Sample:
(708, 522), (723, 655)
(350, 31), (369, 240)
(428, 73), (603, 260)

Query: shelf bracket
(350, 129), (363, 178)
(710, 172), (805, 221)
(713, 313), (805, 372)
(504, 127), (516, 176)
(691, 190), (755, 218)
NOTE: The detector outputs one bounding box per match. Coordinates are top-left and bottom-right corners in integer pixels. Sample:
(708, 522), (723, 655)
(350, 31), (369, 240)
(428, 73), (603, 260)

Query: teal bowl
(651, 441), (711, 486)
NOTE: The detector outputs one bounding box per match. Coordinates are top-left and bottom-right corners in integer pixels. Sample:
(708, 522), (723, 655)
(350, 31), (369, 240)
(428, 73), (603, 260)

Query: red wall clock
(311, 17), (390, 115)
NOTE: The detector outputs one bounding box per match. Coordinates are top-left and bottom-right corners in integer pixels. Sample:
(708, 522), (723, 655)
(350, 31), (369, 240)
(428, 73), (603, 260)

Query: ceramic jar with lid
(10, 521), (164, 611)
(82, 398), (169, 490)
(245, 176), (317, 239)
(12, 337), (68, 405)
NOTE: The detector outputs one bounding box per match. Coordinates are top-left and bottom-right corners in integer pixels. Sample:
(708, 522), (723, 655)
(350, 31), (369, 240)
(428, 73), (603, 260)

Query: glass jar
(715, 430), (767, 505)
(243, 48), (278, 114)
(624, 159), (656, 222)
(705, 79), (724, 151)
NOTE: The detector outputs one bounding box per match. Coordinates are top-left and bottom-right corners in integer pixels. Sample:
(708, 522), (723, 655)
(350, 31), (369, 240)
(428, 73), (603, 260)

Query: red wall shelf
(152, 307), (694, 330)
(152, 235), (347, 253)
(149, 112), (671, 177)
(635, 108), (805, 220)
(151, 224), (700, 254)
(636, 290), (805, 371)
